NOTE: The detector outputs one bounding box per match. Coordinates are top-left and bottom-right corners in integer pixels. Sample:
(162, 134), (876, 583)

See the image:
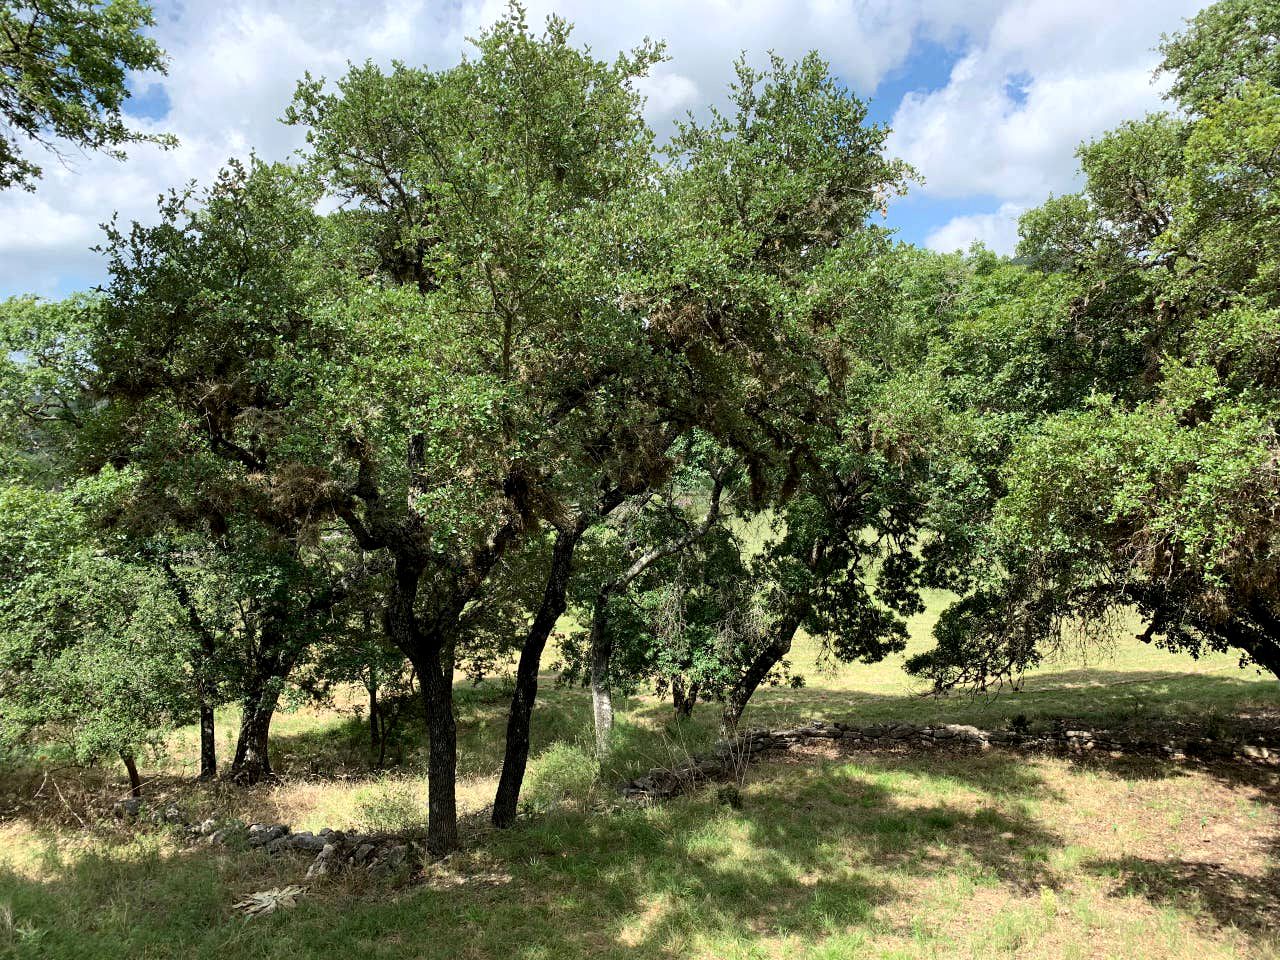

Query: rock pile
(190, 818), (419, 880)
(113, 799), (187, 824)
(621, 719), (1280, 801)
(109, 803), (420, 881)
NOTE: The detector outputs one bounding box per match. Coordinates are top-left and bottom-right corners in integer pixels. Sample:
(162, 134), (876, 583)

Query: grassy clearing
(2, 599), (1279, 959)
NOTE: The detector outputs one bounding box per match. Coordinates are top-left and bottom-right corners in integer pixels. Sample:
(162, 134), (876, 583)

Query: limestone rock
(248, 823), (289, 847)
(113, 798), (144, 820)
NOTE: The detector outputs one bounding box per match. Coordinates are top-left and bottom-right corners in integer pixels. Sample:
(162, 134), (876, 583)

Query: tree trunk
(367, 675), (380, 750)
(161, 560), (220, 781)
(377, 728), (390, 770)
(721, 608), (805, 735)
(672, 677), (699, 718)
(120, 751), (142, 798)
(589, 594), (614, 758)
(1222, 613), (1280, 683)
(419, 652), (458, 854)
(1249, 639), (1280, 681)
(384, 556), (459, 855)
(493, 527), (581, 828)
(230, 689), (278, 784)
(198, 703), (217, 780)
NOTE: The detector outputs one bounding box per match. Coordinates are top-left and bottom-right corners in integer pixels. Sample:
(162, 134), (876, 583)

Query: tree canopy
(909, 1), (1280, 693)
(2, 0), (1280, 860)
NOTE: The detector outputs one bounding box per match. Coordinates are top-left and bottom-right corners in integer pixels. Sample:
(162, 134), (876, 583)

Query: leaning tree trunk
(721, 607), (806, 735)
(1249, 639), (1280, 681)
(1236, 603), (1280, 682)
(120, 751), (142, 798)
(493, 527), (581, 828)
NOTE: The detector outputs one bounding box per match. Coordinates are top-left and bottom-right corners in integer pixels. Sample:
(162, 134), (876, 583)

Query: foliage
(0, 294), (100, 482)
(0, 0), (174, 189)
(911, 0), (1280, 690)
(8, 0), (1280, 867)
(0, 478), (194, 763)
(1158, 0), (1280, 115)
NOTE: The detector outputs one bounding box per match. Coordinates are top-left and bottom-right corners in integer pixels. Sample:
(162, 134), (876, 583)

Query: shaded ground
(3, 627), (1280, 959)
(3, 742), (1279, 959)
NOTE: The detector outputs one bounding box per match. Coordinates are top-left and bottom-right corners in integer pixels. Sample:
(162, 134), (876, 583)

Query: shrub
(522, 742), (600, 815)
(352, 780), (429, 833)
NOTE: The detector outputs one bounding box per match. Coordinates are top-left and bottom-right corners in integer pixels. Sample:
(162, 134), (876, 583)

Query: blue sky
(862, 35), (980, 249)
(0, 0), (1210, 299)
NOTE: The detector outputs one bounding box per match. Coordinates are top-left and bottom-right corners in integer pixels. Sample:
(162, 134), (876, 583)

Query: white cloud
(464, 0), (1004, 102)
(0, 0), (1213, 295)
(890, 0), (1207, 202)
(925, 201), (1025, 255)
(0, 193), (98, 253)
(635, 72), (700, 118)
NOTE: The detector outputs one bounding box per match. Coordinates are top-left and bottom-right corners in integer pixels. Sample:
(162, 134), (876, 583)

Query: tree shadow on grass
(0, 749), (1069, 960)
(418, 753), (1062, 956)
(8, 742), (1280, 957)
(1071, 747), (1280, 938)
(733, 753), (1062, 892)
(1086, 856), (1280, 935)
(806, 741), (1064, 804)
(820, 740), (1280, 942)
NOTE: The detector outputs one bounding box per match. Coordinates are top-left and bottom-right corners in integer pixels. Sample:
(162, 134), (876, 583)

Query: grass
(2, 597), (1279, 959)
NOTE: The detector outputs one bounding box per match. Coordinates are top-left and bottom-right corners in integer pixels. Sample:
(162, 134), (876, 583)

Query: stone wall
(113, 801), (421, 880)
(620, 719), (1279, 801)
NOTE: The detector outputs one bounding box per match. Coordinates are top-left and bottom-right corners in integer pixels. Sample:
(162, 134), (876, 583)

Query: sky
(0, 0), (1213, 299)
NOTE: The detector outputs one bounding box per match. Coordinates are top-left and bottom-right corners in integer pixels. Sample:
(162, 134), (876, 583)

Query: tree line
(1, 0), (1277, 854)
